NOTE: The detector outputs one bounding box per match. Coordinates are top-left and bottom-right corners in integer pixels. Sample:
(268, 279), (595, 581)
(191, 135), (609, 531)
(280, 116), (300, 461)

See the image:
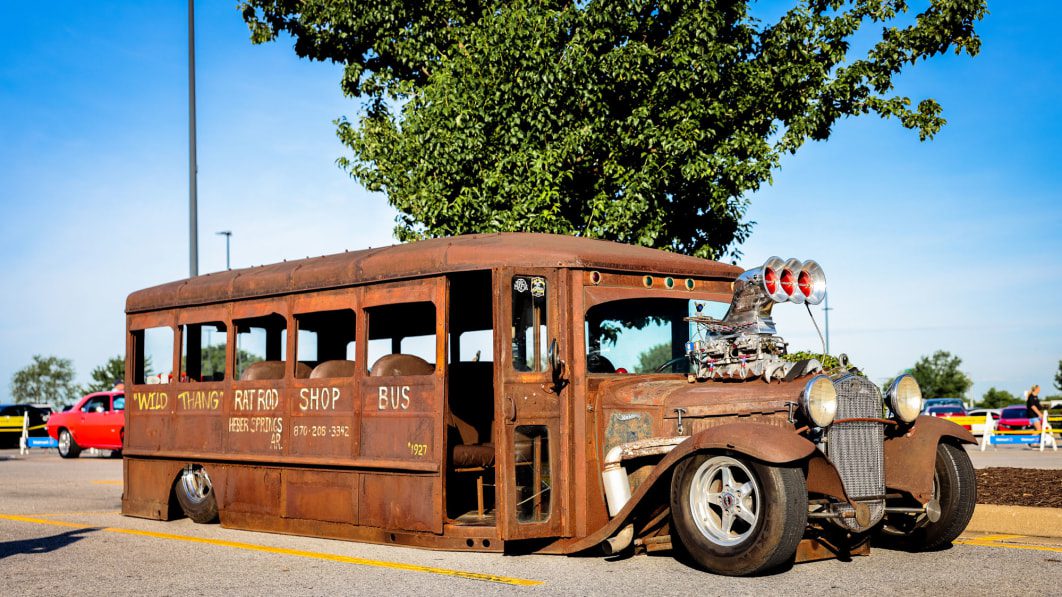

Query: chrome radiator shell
(825, 374), (886, 532)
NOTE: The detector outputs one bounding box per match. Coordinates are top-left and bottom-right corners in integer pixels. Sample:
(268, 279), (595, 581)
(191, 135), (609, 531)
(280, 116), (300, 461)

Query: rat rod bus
(122, 233), (975, 576)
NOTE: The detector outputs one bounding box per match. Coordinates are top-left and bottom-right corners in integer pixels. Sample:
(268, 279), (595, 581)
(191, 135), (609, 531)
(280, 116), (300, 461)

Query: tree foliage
(87, 355), (125, 393)
(10, 355), (81, 408)
(906, 350), (972, 399)
(242, 0), (986, 258)
(1054, 359), (1062, 392)
(977, 387), (1017, 409)
(182, 345), (261, 381)
(636, 342), (673, 373)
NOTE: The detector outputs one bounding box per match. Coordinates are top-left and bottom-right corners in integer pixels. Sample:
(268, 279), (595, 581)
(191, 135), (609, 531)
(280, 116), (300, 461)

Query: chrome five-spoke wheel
(688, 456), (760, 546)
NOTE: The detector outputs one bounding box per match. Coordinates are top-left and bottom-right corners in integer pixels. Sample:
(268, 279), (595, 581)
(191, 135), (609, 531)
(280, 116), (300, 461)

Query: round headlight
(801, 375), (838, 428)
(887, 374), (922, 423)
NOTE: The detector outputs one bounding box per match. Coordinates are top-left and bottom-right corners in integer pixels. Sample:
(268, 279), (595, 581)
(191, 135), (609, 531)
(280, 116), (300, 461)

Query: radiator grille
(826, 374), (885, 531)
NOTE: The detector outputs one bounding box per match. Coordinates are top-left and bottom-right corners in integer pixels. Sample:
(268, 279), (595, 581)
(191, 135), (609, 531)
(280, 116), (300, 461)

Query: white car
(966, 408), (1001, 436)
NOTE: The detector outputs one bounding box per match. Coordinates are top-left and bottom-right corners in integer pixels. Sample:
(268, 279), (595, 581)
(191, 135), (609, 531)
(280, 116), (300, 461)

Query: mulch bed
(977, 467), (1062, 508)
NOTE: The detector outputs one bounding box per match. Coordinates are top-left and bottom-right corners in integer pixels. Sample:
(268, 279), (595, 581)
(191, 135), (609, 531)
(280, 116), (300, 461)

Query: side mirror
(548, 338), (569, 392)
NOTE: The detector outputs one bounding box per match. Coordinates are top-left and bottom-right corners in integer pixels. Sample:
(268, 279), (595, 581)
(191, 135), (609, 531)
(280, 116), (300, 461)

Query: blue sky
(1, 2), (1059, 403)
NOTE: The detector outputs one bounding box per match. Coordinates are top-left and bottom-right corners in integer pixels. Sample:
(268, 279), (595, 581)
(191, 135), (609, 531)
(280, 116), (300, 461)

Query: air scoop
(686, 257), (826, 381)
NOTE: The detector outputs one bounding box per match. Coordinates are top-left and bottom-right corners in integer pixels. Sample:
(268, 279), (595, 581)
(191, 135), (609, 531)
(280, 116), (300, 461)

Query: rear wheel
(670, 453), (807, 576)
(175, 465), (219, 523)
(58, 429), (81, 459)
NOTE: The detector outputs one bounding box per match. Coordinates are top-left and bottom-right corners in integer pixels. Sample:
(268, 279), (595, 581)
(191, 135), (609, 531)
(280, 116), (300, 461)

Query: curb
(966, 504), (1062, 538)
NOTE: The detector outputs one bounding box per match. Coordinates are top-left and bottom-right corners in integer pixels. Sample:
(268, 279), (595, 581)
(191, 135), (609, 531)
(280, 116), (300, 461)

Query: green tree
(182, 345), (261, 381)
(635, 342), (673, 373)
(242, 0), (986, 258)
(977, 387), (1017, 409)
(86, 355), (125, 392)
(10, 355), (81, 408)
(905, 350), (973, 399)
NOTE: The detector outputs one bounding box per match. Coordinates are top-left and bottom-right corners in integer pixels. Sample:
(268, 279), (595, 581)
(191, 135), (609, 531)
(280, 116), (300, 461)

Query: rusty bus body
(122, 233), (975, 575)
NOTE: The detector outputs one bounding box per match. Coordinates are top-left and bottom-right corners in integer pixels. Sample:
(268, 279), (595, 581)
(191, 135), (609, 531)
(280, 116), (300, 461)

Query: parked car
(921, 398), (966, 413)
(925, 405), (971, 430)
(0, 404), (54, 448)
(998, 405), (1036, 432)
(967, 408), (1001, 436)
(46, 391), (125, 457)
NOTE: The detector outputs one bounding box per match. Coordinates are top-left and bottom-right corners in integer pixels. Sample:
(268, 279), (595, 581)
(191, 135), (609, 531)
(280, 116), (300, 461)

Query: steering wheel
(587, 351), (616, 373)
(654, 356), (691, 374)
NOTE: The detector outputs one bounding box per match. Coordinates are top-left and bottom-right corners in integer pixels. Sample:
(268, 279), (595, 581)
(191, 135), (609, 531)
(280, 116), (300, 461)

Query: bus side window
(295, 310), (356, 379)
(132, 326), (174, 384)
(180, 322), (227, 382)
(511, 276), (547, 372)
(234, 314), (288, 380)
(366, 302), (437, 376)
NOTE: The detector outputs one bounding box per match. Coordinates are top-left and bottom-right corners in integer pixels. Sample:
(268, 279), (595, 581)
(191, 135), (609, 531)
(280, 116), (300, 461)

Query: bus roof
(126, 233), (743, 313)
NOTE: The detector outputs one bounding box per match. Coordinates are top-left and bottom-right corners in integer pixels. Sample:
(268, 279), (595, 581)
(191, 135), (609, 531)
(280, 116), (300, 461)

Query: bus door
(495, 268), (569, 540)
(358, 277), (447, 534)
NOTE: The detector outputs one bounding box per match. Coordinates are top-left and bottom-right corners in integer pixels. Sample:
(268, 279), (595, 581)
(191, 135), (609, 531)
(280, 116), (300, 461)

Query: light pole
(188, 0), (198, 277)
(216, 230), (232, 270)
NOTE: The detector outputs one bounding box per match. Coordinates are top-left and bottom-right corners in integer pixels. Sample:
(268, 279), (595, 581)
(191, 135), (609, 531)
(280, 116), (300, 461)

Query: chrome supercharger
(685, 256), (826, 381)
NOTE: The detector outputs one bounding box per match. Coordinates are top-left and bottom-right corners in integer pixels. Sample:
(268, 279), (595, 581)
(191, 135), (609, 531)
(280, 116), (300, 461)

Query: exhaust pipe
(601, 437), (687, 517)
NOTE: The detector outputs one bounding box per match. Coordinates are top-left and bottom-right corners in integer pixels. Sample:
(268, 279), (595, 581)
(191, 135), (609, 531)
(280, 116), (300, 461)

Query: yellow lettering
(133, 392), (168, 411)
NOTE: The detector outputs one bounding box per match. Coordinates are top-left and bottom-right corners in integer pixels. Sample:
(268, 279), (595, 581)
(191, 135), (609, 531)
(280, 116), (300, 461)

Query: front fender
(568, 422), (816, 553)
(884, 415), (976, 504)
(672, 421), (818, 464)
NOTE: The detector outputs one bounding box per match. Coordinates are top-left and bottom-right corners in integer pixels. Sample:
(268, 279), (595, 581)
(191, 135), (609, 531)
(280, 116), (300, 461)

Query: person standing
(1026, 384), (1044, 432)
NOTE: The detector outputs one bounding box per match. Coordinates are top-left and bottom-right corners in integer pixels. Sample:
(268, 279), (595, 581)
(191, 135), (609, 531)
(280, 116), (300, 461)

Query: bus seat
(310, 359), (356, 379)
(452, 443), (495, 468)
(369, 354), (434, 377)
(239, 361), (285, 381)
(295, 362), (312, 379)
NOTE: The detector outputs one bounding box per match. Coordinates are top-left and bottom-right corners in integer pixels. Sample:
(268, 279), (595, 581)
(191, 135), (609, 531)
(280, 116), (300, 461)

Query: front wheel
(175, 465), (219, 523)
(58, 429), (81, 459)
(889, 442), (976, 550)
(670, 453), (807, 576)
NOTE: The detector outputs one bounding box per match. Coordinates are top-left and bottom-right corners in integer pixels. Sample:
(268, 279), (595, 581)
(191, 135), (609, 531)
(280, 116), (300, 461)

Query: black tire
(906, 443), (976, 550)
(58, 429), (81, 459)
(175, 465), (219, 523)
(670, 453), (807, 576)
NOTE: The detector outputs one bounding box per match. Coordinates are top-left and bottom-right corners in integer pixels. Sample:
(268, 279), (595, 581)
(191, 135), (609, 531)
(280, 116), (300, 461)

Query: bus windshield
(584, 298), (728, 374)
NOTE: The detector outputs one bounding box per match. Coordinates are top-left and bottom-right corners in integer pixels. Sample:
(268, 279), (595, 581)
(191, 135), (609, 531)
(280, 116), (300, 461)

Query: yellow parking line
(0, 514), (88, 529)
(30, 511), (122, 517)
(0, 514), (542, 586)
(965, 534), (1024, 542)
(956, 538), (1062, 554)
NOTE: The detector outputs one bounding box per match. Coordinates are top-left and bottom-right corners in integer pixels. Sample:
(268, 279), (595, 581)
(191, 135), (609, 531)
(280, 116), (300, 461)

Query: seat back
(369, 354), (434, 377)
(446, 362), (494, 446)
(239, 360), (285, 381)
(310, 359), (357, 379)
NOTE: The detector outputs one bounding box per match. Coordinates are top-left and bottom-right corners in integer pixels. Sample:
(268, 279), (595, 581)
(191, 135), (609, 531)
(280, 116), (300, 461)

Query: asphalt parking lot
(2, 448), (1060, 595)
(967, 443), (1062, 469)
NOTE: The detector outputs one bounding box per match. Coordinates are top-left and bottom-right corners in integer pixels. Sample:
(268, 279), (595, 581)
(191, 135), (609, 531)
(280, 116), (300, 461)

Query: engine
(686, 257), (827, 382)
